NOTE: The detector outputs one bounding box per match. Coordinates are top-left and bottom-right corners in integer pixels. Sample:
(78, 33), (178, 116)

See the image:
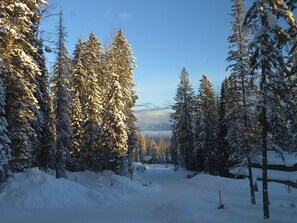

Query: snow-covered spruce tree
(0, 60), (11, 181)
(0, 2), (11, 180)
(52, 11), (72, 178)
(282, 2), (297, 153)
(194, 75), (218, 174)
(245, 0), (297, 218)
(100, 51), (128, 174)
(100, 30), (137, 174)
(287, 41), (297, 152)
(70, 92), (82, 170)
(223, 76), (245, 167)
(70, 38), (85, 168)
(216, 79), (231, 177)
(80, 33), (103, 172)
(226, 0), (259, 205)
(0, 0), (47, 172)
(33, 39), (56, 170)
(115, 30), (137, 175)
(170, 68), (195, 170)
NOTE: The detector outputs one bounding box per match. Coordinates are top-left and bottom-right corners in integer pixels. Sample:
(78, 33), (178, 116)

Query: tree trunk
(262, 106), (269, 219)
(247, 156), (256, 204)
(260, 0), (269, 218)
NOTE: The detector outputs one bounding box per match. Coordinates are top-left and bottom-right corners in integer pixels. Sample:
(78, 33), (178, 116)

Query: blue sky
(42, 0), (252, 129)
(42, 0), (246, 103)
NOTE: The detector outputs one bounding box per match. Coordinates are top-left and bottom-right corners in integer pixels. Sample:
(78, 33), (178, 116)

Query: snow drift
(0, 167), (153, 209)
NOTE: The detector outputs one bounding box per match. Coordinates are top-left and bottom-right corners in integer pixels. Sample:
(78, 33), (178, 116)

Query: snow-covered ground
(252, 151), (297, 167)
(0, 164), (296, 223)
(231, 151), (297, 182)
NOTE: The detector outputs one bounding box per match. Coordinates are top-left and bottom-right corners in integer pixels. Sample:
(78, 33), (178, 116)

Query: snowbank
(0, 167), (154, 209)
(189, 173), (249, 192)
(0, 168), (100, 208)
(253, 151), (297, 166)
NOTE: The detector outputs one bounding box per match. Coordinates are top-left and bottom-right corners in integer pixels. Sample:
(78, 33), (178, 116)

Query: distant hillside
(137, 122), (171, 132)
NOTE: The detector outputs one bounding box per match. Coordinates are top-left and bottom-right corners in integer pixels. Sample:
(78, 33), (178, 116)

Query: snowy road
(0, 165), (296, 223)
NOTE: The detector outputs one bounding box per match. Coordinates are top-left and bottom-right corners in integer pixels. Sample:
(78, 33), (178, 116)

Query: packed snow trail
(0, 165), (296, 223)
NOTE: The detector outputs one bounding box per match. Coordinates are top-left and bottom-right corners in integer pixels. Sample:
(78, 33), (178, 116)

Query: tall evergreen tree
(170, 68), (195, 170)
(0, 2), (11, 179)
(100, 30), (137, 174)
(0, 0), (46, 171)
(100, 52), (128, 173)
(33, 39), (55, 169)
(287, 42), (297, 152)
(245, 0), (297, 218)
(226, 0), (258, 205)
(283, 2), (297, 153)
(80, 33), (103, 171)
(71, 38), (85, 163)
(52, 11), (72, 178)
(70, 38), (85, 164)
(216, 79), (230, 177)
(194, 75), (218, 174)
(115, 30), (137, 175)
(0, 60), (11, 181)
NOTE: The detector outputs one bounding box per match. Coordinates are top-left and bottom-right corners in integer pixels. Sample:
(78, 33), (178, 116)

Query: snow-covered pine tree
(52, 11), (72, 178)
(281, 2), (297, 153)
(100, 30), (137, 174)
(216, 79), (231, 177)
(114, 30), (137, 175)
(226, 0), (259, 205)
(70, 92), (82, 170)
(170, 68), (195, 170)
(33, 39), (55, 170)
(0, 0), (47, 172)
(70, 38), (85, 167)
(287, 41), (297, 152)
(100, 49), (128, 173)
(0, 2), (11, 180)
(0, 59), (11, 181)
(194, 75), (218, 174)
(80, 33), (103, 172)
(245, 0), (297, 218)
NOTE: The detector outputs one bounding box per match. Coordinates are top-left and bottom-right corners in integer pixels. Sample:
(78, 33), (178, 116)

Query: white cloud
(135, 109), (171, 125)
(118, 12), (132, 20)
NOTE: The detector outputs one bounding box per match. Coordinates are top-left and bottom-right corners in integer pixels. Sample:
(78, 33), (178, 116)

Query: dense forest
(0, 0), (139, 179)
